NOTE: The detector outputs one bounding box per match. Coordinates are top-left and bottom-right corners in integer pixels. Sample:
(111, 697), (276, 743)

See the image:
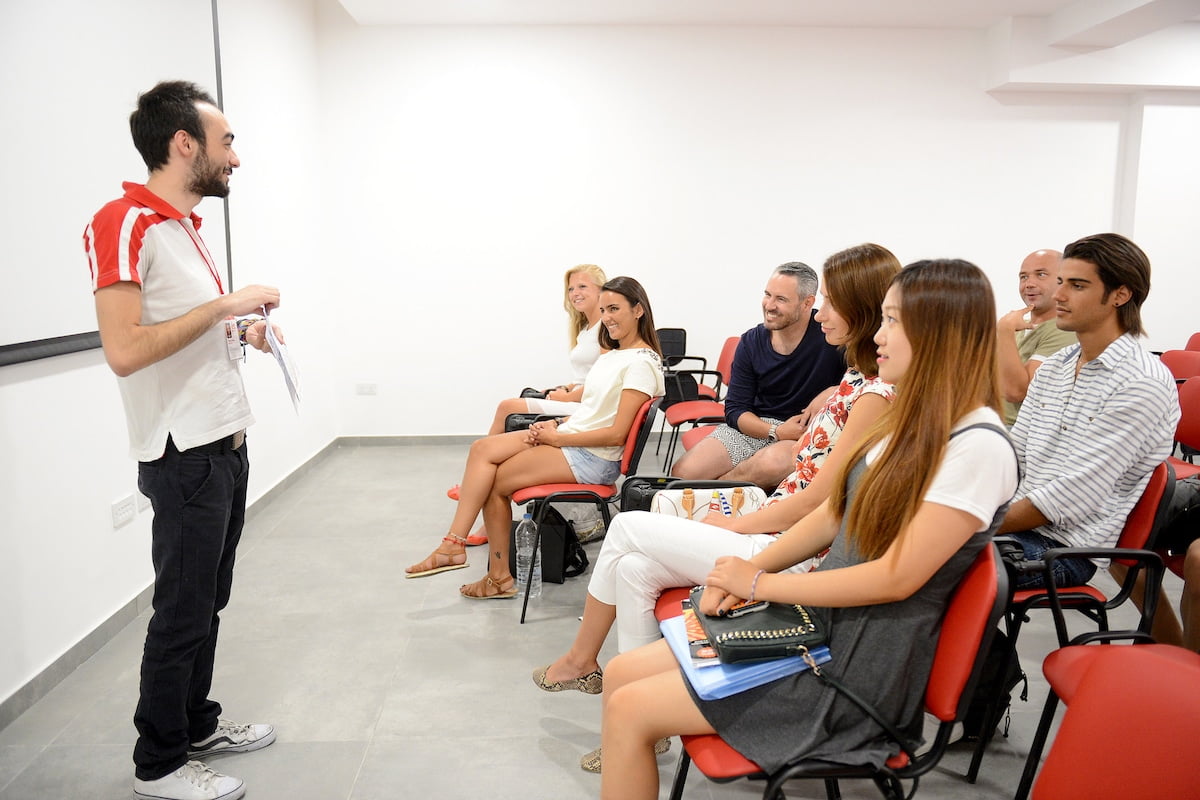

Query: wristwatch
(767, 423), (779, 443)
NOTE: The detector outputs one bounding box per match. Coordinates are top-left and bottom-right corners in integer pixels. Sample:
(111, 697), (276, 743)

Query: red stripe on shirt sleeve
(88, 202), (148, 291)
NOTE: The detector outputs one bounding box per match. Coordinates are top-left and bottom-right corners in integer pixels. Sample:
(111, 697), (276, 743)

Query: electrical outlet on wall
(356, 383), (378, 396)
(111, 494), (137, 528)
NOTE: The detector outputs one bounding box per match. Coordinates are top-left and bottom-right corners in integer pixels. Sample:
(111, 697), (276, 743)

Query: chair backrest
(1031, 646), (1200, 800)
(715, 336), (739, 385)
(621, 397), (662, 476)
(1176, 377), (1200, 451)
(1117, 461), (1175, 554)
(1186, 331), (1200, 352)
(658, 328), (687, 368)
(926, 544), (1007, 722)
(1160, 349), (1200, 382)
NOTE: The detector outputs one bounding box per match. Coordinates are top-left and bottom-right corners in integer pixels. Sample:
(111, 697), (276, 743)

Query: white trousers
(587, 510), (810, 652)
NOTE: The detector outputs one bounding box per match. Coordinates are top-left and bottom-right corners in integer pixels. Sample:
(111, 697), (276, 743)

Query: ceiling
(334, 0), (1178, 30)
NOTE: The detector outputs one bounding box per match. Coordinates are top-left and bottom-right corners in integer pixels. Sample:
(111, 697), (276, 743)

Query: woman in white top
(406, 277), (665, 599)
(485, 264), (608, 435)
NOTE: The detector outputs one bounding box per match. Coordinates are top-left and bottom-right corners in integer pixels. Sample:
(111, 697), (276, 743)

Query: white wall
(2, 0), (1197, 709)
(316, 10), (1192, 439)
(0, 0), (334, 708)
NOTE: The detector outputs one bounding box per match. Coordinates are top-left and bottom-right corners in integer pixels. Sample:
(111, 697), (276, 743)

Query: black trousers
(133, 435), (248, 780)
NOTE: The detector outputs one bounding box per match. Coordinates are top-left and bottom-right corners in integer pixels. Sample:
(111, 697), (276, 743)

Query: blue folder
(661, 614), (832, 701)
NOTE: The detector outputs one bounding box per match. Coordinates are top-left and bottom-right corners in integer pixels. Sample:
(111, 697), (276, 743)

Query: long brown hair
(597, 276), (662, 355)
(829, 259), (1001, 560)
(563, 264), (607, 347)
(822, 244), (901, 376)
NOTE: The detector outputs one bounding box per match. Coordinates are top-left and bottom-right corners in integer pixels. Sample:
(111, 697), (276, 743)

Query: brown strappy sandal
(405, 535), (469, 578)
(459, 574), (518, 600)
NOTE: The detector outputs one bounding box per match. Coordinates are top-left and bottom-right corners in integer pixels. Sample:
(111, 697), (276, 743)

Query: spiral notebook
(661, 613), (832, 701)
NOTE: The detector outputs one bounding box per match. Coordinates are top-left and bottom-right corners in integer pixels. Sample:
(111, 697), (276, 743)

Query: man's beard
(187, 150), (230, 198)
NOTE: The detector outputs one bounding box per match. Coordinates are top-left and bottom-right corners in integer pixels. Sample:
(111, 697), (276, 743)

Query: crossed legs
(405, 431), (576, 596)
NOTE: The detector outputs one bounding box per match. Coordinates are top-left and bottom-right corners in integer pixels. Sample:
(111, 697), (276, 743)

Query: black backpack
(961, 627), (1028, 741)
(507, 506), (589, 584)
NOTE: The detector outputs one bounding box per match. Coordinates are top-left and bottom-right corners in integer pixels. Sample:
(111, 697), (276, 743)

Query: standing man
(999, 233), (1178, 588)
(996, 249), (1076, 425)
(670, 262), (844, 489)
(85, 81), (279, 800)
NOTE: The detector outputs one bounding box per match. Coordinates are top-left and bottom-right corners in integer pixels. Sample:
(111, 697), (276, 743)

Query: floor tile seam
(357, 635), (415, 751)
(0, 746), (42, 796)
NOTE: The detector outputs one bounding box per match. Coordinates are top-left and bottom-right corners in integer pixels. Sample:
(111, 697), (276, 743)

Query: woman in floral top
(773, 367), (896, 497)
(531, 244), (901, 774)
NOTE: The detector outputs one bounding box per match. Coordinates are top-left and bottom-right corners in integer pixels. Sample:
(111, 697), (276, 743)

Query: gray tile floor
(0, 440), (1183, 799)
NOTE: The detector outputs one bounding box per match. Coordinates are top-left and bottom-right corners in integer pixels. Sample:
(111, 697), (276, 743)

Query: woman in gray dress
(598, 260), (1020, 800)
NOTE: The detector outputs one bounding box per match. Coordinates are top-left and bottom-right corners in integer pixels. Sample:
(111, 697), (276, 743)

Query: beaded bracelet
(748, 569), (766, 603)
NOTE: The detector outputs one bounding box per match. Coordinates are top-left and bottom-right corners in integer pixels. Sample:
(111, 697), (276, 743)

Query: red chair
(1160, 349), (1200, 382)
(659, 544), (1007, 800)
(1010, 534), (1175, 800)
(967, 462), (1175, 780)
(511, 397), (660, 623)
(1169, 377), (1200, 481)
(1186, 331), (1200, 352)
(659, 336), (739, 469)
(1021, 646), (1200, 800)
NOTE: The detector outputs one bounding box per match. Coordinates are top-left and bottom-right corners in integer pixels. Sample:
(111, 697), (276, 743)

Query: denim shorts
(562, 446), (621, 485)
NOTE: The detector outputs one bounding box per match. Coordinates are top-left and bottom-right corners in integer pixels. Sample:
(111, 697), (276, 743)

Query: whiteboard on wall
(0, 0), (225, 362)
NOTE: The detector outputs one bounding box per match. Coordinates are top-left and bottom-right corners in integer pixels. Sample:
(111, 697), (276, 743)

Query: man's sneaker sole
(134, 786), (245, 800)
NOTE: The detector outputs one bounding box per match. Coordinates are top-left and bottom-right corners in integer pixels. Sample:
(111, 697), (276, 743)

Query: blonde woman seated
(485, 264), (608, 435)
(405, 277), (665, 599)
(598, 259), (1019, 799)
(531, 244), (900, 769)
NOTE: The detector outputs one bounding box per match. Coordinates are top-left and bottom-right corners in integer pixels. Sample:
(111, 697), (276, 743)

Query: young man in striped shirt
(998, 232), (1179, 589)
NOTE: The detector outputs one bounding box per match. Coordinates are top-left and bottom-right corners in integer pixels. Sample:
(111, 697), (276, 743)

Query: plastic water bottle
(515, 513), (542, 599)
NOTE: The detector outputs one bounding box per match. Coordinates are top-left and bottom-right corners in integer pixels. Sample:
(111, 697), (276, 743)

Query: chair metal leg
(662, 425), (681, 471)
(823, 778), (842, 799)
(667, 750), (692, 800)
(1013, 690), (1060, 800)
(519, 502), (546, 624)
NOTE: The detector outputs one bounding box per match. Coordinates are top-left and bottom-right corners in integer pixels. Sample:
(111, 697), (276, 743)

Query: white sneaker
(188, 719), (276, 757)
(133, 761), (244, 800)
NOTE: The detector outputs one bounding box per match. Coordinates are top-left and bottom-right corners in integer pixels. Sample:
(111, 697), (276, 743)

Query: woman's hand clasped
(527, 419), (561, 447)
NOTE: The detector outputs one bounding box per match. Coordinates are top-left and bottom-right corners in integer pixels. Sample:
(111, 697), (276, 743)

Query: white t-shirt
(867, 407), (1017, 531)
(560, 347), (665, 460)
(568, 322), (603, 385)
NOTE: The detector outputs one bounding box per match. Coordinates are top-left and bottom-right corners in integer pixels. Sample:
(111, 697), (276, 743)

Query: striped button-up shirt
(1010, 333), (1179, 551)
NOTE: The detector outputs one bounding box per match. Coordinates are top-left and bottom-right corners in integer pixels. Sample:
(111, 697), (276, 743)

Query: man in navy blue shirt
(670, 262), (844, 490)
